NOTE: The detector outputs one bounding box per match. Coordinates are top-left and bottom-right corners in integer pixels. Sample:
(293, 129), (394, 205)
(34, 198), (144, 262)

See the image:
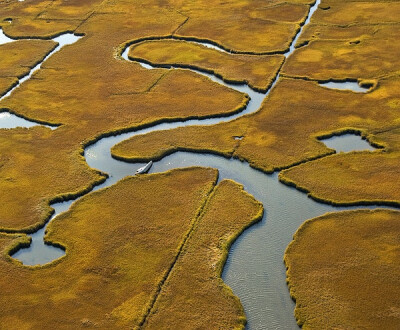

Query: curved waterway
(2, 0), (392, 328)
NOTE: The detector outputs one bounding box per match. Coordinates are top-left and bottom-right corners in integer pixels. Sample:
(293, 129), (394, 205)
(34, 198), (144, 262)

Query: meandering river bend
(1, 1), (391, 328)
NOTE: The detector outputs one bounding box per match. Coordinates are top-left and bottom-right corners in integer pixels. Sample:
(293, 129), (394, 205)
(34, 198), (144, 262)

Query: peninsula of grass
(143, 180), (263, 329)
(0, 77), (17, 96)
(0, 126), (105, 232)
(284, 209), (400, 328)
(279, 127), (400, 206)
(279, 150), (400, 206)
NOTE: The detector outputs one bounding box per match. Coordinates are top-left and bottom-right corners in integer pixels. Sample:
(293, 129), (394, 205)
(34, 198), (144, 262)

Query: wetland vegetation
(0, 0), (399, 328)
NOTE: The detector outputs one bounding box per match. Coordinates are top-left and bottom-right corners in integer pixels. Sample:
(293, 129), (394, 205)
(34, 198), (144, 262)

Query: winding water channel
(0, 1), (390, 328)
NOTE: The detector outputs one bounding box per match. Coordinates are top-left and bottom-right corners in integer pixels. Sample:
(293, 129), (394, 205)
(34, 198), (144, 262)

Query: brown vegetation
(0, 0), (399, 327)
(0, 39), (56, 96)
(312, 0), (400, 25)
(0, 77), (17, 96)
(1, 7), (81, 38)
(0, 0), (322, 234)
(284, 209), (400, 328)
(279, 151), (400, 206)
(112, 121), (245, 162)
(129, 39), (284, 92)
(0, 167), (261, 328)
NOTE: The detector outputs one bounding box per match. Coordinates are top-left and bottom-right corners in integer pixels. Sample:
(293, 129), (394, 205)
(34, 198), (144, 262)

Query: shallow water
(2, 0), (390, 328)
(321, 133), (376, 153)
(320, 81), (370, 93)
(0, 112), (54, 129)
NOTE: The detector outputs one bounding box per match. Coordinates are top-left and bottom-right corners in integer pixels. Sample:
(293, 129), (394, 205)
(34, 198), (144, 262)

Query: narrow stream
(1, 1), (389, 328)
(0, 29), (81, 103)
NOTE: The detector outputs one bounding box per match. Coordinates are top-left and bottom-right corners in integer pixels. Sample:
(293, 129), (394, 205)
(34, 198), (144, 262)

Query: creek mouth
(1, 0), (392, 328)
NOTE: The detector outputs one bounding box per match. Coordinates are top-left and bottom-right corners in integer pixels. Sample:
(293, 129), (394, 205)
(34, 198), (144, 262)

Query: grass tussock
(284, 209), (400, 329)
